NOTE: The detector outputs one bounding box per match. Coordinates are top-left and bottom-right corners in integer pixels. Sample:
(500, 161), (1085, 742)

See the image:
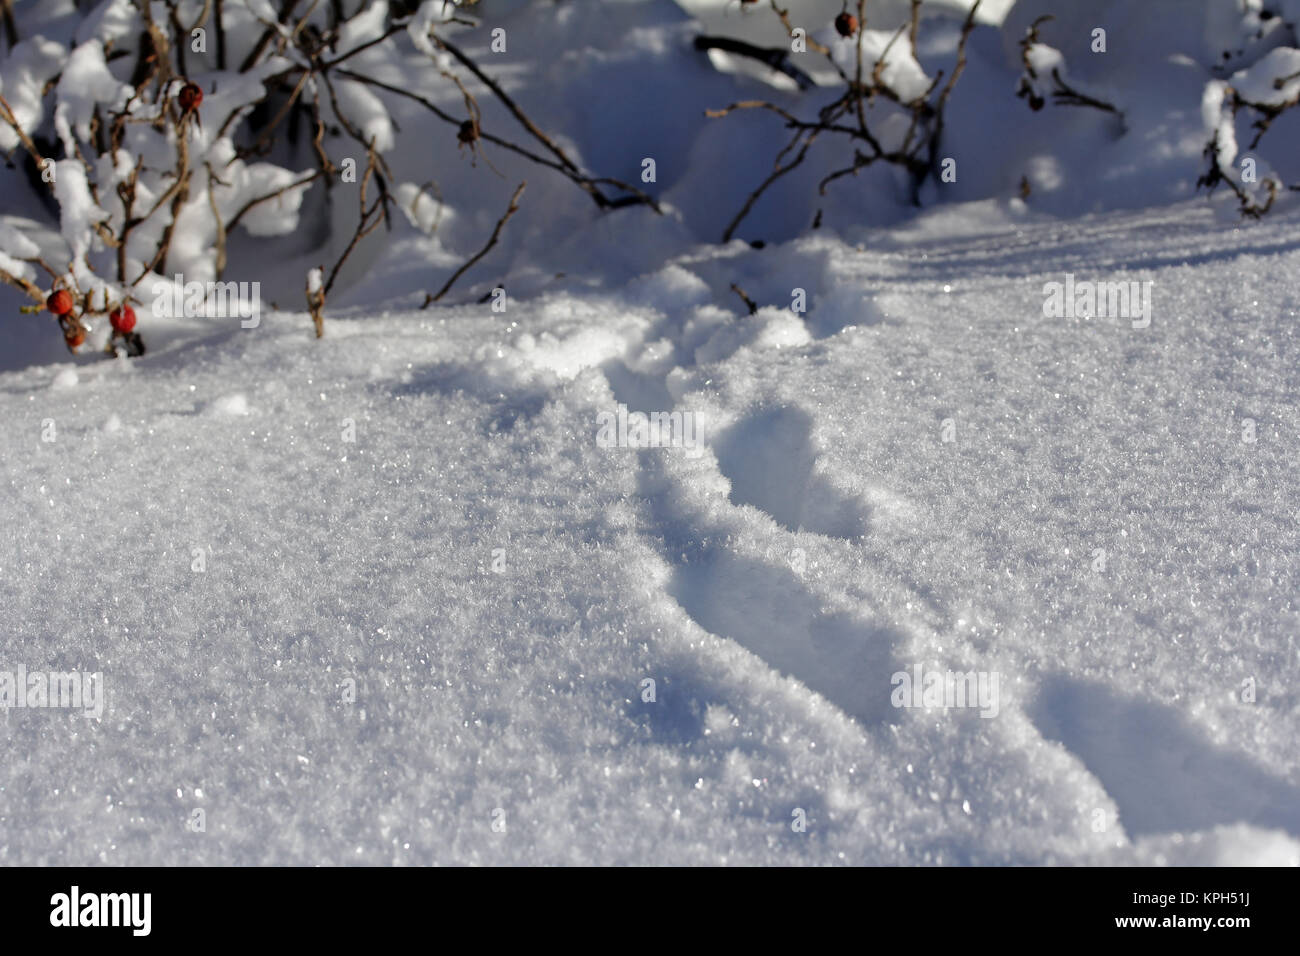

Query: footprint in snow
(712, 405), (870, 540)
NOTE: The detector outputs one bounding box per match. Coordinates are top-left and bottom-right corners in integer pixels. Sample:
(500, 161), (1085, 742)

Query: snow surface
(1, 0), (1299, 866)
(2, 199), (1299, 865)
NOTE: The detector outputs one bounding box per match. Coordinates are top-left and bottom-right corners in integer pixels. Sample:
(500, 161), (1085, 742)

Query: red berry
(65, 327), (86, 348)
(178, 82), (203, 113)
(47, 289), (74, 316)
(110, 304), (137, 333)
(835, 12), (858, 37)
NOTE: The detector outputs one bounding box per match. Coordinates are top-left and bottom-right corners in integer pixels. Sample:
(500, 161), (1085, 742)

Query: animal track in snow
(712, 406), (870, 540)
(1030, 675), (1300, 838)
(668, 548), (905, 727)
(599, 303), (910, 727)
(637, 454), (903, 728)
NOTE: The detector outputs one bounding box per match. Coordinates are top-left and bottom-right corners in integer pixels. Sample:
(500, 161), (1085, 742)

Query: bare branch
(424, 181), (525, 305)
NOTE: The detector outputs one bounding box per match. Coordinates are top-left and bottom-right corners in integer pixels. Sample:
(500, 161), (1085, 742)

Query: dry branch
(705, 0), (985, 240)
(423, 181), (525, 306)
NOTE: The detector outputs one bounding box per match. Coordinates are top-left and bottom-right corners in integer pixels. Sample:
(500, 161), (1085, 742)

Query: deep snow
(2, 199), (1299, 865)
(1, 0), (1299, 866)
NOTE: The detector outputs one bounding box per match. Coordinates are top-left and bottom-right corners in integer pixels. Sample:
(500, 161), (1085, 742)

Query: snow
(395, 182), (450, 236)
(73, 0), (137, 47)
(0, 36), (66, 152)
(0, 222), (40, 283)
(1231, 46), (1300, 106)
(845, 30), (934, 104)
(335, 1), (392, 59)
(50, 367), (78, 389)
(3, 200), (1299, 865)
(218, 161), (315, 238)
(330, 79), (397, 154)
(52, 160), (110, 270)
(201, 392), (252, 417)
(1, 0), (1298, 867)
(52, 41), (130, 155)
(0, 223), (40, 261)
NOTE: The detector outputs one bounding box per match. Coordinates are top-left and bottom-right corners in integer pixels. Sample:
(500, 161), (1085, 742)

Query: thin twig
(323, 140), (391, 298)
(730, 282), (758, 315)
(722, 127), (821, 242)
(424, 181), (525, 305)
(225, 168), (325, 234)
